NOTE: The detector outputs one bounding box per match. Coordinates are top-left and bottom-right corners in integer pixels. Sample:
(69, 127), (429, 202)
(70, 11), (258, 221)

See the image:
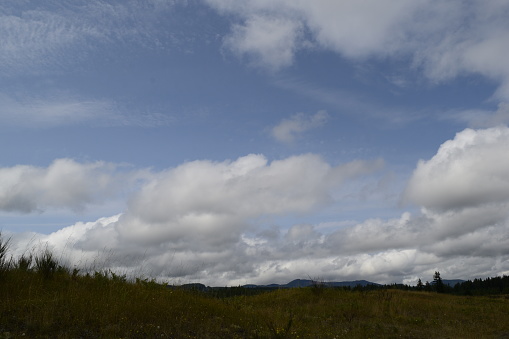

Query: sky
(2, 0), (509, 286)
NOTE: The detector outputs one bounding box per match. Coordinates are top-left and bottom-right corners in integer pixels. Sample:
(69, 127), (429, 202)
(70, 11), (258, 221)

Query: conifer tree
(417, 278), (424, 291)
(433, 271), (445, 293)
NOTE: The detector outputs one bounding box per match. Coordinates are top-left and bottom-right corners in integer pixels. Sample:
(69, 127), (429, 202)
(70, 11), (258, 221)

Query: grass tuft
(34, 248), (59, 279)
(16, 253), (33, 271)
(0, 232), (12, 279)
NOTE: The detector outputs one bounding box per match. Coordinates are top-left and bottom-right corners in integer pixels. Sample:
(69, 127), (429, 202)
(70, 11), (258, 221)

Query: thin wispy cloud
(448, 103), (509, 129)
(0, 93), (116, 127)
(0, 0), (178, 76)
(273, 77), (423, 125)
(272, 110), (328, 144)
(0, 1), (198, 129)
(0, 93), (174, 128)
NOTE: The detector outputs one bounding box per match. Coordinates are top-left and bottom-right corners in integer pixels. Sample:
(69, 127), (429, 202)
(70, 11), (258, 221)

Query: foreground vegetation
(2, 236), (509, 338)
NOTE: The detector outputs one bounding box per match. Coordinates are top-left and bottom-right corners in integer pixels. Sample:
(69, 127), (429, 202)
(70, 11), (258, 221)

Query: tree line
(378, 272), (509, 296)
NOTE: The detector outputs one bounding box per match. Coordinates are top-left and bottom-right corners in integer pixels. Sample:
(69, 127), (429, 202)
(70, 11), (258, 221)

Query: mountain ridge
(178, 278), (466, 290)
(242, 279), (381, 289)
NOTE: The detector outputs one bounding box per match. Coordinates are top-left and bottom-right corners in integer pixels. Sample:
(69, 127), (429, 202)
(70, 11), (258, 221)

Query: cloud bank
(7, 127), (509, 285)
(9, 154), (383, 284)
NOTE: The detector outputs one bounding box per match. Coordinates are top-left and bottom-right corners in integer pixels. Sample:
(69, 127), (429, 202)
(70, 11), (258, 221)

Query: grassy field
(1, 240), (509, 338)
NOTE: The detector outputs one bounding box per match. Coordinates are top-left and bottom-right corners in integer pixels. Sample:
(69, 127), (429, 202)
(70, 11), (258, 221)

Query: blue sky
(3, 0), (509, 286)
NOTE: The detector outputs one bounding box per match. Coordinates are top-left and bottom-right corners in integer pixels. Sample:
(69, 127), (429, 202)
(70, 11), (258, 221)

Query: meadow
(1, 236), (509, 338)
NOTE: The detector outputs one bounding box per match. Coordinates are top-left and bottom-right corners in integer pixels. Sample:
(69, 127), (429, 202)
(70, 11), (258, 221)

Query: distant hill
(178, 278), (464, 290)
(443, 279), (465, 287)
(243, 279), (381, 289)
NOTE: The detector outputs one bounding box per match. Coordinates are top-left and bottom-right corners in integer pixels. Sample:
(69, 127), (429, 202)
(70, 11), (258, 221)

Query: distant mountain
(443, 279), (465, 287)
(176, 278), (464, 290)
(243, 279), (381, 289)
(328, 280), (382, 287)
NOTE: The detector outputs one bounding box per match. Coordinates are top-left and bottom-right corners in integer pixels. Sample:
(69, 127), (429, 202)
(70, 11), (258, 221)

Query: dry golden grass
(2, 269), (509, 338)
(1, 236), (509, 338)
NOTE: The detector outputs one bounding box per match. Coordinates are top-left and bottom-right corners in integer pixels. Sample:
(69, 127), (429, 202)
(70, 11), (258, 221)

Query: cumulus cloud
(206, 0), (509, 104)
(206, 0), (417, 60)
(8, 153), (384, 285)
(9, 127), (509, 286)
(111, 153), (382, 249)
(404, 127), (509, 211)
(271, 110), (328, 144)
(0, 158), (125, 213)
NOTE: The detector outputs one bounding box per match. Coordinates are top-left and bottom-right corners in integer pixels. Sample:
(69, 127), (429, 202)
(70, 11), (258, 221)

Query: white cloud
(0, 159), (127, 213)
(224, 15), (305, 70)
(114, 153), (381, 248)
(271, 110), (328, 143)
(8, 153), (383, 285)
(290, 0), (418, 58)
(206, 0), (419, 59)
(8, 128), (509, 286)
(207, 0), (509, 103)
(404, 127), (509, 211)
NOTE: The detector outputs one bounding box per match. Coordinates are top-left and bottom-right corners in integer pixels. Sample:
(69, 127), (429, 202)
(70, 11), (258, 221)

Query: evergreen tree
(433, 271), (445, 293)
(416, 278), (424, 291)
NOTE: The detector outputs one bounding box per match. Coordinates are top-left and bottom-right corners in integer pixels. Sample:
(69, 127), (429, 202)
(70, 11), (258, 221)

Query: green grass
(1, 236), (509, 338)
